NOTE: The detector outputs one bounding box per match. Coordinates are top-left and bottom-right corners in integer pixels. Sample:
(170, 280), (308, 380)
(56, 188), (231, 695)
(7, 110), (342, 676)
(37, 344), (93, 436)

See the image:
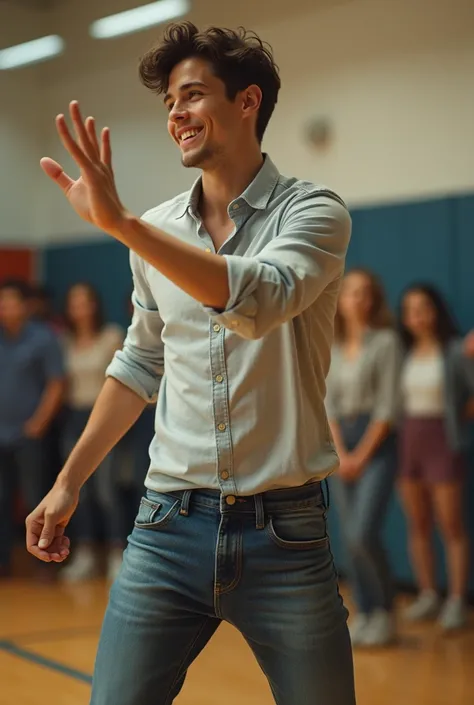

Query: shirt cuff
(202, 255), (259, 335)
(106, 351), (160, 404)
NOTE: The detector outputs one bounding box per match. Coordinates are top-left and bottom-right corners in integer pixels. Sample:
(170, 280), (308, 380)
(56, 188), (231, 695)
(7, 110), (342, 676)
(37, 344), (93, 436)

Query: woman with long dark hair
(398, 284), (473, 630)
(60, 283), (124, 582)
(326, 268), (401, 647)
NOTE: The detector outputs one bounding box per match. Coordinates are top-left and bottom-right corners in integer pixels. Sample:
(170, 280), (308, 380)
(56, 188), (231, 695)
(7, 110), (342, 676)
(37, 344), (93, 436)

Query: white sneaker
(107, 548), (123, 582)
(439, 597), (468, 632)
(349, 613), (370, 646)
(60, 546), (98, 582)
(404, 590), (441, 622)
(360, 609), (396, 647)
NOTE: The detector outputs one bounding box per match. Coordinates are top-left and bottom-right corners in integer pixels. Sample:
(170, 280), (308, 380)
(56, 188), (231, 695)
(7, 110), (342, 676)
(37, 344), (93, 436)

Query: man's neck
(200, 147), (264, 222)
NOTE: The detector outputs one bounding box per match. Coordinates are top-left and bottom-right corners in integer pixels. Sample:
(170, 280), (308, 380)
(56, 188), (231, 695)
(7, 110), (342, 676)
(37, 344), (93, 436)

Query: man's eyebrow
(163, 81), (207, 104)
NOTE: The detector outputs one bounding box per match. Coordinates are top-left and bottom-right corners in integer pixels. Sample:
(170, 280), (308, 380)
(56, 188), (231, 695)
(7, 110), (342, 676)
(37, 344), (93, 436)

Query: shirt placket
(209, 319), (236, 497)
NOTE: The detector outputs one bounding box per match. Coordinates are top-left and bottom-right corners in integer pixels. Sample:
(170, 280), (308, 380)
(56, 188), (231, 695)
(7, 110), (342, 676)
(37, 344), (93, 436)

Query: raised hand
(41, 101), (128, 234)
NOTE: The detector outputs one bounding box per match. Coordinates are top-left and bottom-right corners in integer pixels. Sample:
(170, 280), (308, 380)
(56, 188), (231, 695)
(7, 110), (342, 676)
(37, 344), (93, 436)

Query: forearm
(329, 419), (346, 456)
(57, 377), (147, 492)
(114, 214), (230, 310)
(29, 379), (64, 431)
(354, 420), (390, 465)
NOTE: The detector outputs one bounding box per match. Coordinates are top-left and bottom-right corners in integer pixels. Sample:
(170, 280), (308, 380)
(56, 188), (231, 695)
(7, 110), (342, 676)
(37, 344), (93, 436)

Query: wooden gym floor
(0, 577), (473, 705)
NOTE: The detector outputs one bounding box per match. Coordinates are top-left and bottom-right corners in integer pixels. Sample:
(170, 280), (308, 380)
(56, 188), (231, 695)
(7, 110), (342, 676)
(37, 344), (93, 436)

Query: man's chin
(180, 146), (213, 169)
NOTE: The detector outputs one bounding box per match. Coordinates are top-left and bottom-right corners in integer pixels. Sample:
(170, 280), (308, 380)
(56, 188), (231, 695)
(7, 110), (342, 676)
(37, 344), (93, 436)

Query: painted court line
(0, 640), (92, 684)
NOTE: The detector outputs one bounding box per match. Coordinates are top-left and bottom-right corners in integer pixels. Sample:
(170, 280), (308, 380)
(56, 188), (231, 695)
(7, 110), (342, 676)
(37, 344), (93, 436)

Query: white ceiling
(0, 0), (354, 80)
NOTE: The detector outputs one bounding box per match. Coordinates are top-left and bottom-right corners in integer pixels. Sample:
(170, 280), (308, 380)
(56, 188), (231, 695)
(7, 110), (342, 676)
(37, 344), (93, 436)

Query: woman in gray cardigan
(398, 284), (473, 631)
(326, 268), (401, 647)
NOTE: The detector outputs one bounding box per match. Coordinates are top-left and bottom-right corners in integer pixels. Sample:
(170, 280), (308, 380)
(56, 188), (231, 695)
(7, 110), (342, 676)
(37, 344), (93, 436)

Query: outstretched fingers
(56, 112), (92, 170)
(100, 126), (113, 169)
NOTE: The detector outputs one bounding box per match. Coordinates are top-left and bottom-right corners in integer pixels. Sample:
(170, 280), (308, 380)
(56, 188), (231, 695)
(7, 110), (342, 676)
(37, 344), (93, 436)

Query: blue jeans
(0, 437), (45, 568)
(90, 483), (356, 705)
(332, 415), (397, 615)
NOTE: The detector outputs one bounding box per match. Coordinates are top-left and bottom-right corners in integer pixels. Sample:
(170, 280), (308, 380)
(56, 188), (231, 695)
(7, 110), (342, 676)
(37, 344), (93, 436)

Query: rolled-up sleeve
(205, 193), (351, 340)
(106, 252), (164, 403)
(372, 331), (402, 423)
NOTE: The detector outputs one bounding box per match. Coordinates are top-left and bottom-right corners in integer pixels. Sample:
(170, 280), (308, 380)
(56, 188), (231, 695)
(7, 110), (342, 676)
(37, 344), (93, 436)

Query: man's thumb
(38, 515), (55, 548)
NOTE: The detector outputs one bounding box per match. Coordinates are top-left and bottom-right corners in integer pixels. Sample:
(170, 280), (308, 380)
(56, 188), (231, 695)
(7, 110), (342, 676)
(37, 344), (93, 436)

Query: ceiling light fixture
(0, 35), (64, 70)
(90, 0), (190, 40)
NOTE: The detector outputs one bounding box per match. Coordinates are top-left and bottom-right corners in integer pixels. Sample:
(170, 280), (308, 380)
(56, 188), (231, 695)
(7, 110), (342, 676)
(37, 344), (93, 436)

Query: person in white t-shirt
(61, 283), (124, 581)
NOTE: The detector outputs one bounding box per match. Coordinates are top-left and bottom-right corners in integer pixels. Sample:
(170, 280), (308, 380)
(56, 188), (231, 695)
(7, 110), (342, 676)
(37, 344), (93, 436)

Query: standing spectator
(0, 280), (64, 577)
(326, 268), (401, 647)
(60, 283), (124, 581)
(29, 284), (65, 333)
(398, 284), (473, 630)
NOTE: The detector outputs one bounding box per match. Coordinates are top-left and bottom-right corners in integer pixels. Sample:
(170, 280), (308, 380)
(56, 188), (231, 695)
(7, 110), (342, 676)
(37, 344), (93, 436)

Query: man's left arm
(24, 333), (65, 439)
(119, 192), (351, 340)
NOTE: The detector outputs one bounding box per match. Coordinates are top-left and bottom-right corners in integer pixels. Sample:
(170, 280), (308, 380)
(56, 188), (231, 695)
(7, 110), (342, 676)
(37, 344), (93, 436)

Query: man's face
(165, 57), (246, 169)
(0, 288), (28, 330)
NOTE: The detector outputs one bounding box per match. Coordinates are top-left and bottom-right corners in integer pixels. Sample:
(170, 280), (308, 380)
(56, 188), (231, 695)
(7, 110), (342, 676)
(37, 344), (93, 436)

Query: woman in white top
(60, 283), (124, 582)
(399, 284), (473, 630)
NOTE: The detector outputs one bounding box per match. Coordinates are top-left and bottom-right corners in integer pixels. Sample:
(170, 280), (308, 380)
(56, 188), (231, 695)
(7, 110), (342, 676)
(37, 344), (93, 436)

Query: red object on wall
(0, 248), (35, 283)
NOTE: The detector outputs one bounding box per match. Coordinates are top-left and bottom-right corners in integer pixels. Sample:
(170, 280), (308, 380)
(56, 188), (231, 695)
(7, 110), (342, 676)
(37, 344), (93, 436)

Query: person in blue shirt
(0, 280), (64, 576)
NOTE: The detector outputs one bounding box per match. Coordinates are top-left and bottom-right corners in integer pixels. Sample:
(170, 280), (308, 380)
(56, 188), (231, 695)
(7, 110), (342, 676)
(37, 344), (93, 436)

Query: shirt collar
(176, 154), (280, 219)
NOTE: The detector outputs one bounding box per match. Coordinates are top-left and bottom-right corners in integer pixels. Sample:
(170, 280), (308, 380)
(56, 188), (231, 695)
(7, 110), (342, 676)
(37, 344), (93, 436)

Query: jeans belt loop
(179, 490), (192, 516)
(254, 493), (265, 530)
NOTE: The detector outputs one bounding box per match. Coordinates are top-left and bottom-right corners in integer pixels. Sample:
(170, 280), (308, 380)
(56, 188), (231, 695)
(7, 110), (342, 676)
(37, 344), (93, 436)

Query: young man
(0, 280), (64, 576)
(26, 23), (355, 704)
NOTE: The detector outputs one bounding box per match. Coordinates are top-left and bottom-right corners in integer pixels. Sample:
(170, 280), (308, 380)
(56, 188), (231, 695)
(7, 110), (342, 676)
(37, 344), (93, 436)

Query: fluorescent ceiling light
(0, 35), (64, 70)
(90, 0), (190, 40)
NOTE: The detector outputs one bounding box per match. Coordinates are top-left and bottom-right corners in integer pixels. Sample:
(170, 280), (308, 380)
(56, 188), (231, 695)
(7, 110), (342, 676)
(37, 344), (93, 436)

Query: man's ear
(241, 84), (262, 117)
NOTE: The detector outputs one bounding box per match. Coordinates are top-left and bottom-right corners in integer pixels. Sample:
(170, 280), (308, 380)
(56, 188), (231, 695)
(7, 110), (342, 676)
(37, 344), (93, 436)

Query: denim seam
(163, 618), (213, 705)
(215, 521), (243, 596)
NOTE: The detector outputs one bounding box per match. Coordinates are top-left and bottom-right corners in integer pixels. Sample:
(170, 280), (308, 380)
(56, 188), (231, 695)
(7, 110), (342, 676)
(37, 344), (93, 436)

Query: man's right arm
(26, 252), (164, 561)
(58, 252), (164, 492)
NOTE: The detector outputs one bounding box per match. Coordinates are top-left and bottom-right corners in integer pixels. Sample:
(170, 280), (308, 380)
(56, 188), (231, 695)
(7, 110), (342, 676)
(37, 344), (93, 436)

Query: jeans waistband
(146, 481), (325, 515)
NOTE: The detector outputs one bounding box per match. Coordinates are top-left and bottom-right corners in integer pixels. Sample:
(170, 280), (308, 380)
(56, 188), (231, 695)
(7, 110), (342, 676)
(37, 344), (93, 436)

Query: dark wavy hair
(139, 22), (281, 143)
(398, 283), (459, 349)
(64, 282), (104, 336)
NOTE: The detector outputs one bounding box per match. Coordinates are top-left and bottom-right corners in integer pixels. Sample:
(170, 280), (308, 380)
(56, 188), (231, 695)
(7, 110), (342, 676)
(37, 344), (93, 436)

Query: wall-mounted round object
(305, 117), (332, 148)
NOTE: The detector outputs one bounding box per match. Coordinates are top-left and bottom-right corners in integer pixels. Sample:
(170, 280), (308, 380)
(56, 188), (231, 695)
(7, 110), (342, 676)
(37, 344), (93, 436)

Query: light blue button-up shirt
(107, 155), (351, 495)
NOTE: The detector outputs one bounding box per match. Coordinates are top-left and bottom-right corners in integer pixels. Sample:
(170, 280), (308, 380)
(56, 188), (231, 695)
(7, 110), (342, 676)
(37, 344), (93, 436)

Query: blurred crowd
(0, 271), (473, 645)
(327, 269), (474, 645)
(0, 279), (155, 583)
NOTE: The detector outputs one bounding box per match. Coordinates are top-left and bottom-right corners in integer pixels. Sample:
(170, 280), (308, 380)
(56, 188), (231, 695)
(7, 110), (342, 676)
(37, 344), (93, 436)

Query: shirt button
(213, 324), (221, 333)
(205, 247), (211, 253)
(220, 470), (230, 480)
(226, 495), (236, 506)
(215, 374), (224, 383)
(232, 203), (240, 210)
(217, 422), (226, 432)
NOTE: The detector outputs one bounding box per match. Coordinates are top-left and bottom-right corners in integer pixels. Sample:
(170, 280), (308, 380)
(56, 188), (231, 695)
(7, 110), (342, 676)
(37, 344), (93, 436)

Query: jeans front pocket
(267, 503), (329, 550)
(134, 493), (181, 530)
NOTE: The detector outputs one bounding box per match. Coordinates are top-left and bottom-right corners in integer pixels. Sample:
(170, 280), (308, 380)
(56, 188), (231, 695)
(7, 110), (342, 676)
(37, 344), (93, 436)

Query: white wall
(0, 3), (47, 244)
(263, 0), (474, 207)
(1, 0), (473, 244)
